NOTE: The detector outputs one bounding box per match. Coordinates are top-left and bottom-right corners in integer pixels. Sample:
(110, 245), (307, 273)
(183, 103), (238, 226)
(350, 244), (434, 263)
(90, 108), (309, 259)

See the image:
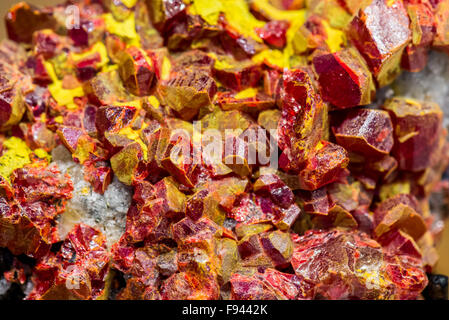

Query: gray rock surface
(51, 145), (132, 248)
(392, 50), (449, 129)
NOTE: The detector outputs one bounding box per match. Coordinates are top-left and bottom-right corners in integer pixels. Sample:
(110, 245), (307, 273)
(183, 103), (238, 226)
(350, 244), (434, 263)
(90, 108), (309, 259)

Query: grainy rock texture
(392, 51), (449, 129)
(51, 145), (132, 248)
(391, 51), (449, 224)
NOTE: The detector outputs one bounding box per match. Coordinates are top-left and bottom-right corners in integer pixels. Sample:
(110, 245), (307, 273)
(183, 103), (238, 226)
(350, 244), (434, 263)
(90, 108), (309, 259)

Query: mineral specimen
(313, 48), (375, 108)
(348, 0), (411, 86)
(0, 0), (447, 301)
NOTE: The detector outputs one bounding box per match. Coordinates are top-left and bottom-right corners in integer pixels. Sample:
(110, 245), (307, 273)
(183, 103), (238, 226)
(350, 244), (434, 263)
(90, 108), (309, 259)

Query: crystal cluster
(0, 0), (448, 300)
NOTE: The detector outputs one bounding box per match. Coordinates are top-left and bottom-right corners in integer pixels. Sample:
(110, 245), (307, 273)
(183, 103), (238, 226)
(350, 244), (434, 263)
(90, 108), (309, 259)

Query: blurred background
(0, 0), (448, 278)
(0, 0), (60, 38)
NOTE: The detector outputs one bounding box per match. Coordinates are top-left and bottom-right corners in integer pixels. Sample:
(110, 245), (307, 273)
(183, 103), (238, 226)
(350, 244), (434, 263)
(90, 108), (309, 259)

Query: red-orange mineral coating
(313, 49), (375, 108)
(27, 223), (110, 300)
(118, 46), (156, 96)
(348, 0), (411, 86)
(382, 97), (443, 171)
(332, 108), (394, 158)
(0, 162), (73, 258)
(0, 0), (449, 301)
(291, 229), (427, 300)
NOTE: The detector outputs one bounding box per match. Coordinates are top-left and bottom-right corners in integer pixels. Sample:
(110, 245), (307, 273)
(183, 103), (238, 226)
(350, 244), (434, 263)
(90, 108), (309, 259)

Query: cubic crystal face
(348, 0), (411, 86)
(313, 48), (375, 108)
